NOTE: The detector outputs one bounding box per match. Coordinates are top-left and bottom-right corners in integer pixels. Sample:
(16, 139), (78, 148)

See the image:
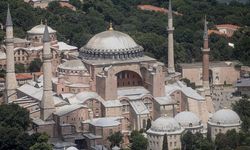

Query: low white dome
(58, 60), (87, 71)
(209, 109), (241, 125)
(66, 146), (78, 150)
(150, 116), (181, 132)
(175, 111), (202, 127)
(27, 24), (56, 34)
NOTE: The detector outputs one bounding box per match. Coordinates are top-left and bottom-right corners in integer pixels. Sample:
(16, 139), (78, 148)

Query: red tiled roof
(16, 73), (33, 80)
(59, 2), (76, 11)
(138, 5), (167, 13)
(137, 5), (183, 16)
(208, 29), (224, 36)
(216, 24), (240, 30)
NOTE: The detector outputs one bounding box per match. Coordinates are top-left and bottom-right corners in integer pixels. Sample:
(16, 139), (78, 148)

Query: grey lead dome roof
(86, 30), (138, 50)
(150, 116), (181, 132)
(209, 109), (241, 125)
(27, 24), (56, 34)
(80, 30), (144, 60)
(175, 111), (202, 127)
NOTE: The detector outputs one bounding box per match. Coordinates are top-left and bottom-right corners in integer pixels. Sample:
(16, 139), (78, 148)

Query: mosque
(0, 20), (77, 74)
(2, 1), (242, 150)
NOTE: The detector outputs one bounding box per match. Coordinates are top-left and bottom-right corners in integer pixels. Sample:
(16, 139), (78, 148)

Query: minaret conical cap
(6, 5), (13, 26)
(168, 0), (173, 19)
(43, 24), (50, 42)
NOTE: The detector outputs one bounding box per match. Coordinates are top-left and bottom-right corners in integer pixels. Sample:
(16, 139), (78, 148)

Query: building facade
(179, 61), (240, 87)
(207, 108), (242, 141)
(146, 116), (184, 150)
(0, 22), (77, 73)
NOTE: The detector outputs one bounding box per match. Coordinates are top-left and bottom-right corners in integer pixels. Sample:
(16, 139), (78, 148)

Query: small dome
(80, 30), (144, 60)
(27, 24), (56, 34)
(58, 60), (87, 71)
(175, 111), (202, 127)
(66, 146), (78, 150)
(150, 116), (181, 132)
(209, 109), (241, 125)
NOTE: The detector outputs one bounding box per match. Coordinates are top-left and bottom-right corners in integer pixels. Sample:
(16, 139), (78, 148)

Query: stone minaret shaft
(40, 25), (55, 121)
(202, 16), (210, 90)
(5, 6), (17, 103)
(167, 0), (175, 73)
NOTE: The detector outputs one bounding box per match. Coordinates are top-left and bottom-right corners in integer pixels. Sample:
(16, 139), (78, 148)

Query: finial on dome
(40, 19), (43, 25)
(44, 19), (48, 25)
(109, 21), (113, 31)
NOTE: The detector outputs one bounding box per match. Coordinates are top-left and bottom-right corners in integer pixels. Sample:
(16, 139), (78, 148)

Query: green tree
(232, 98), (250, 131)
(29, 133), (52, 150)
(29, 58), (42, 72)
(162, 134), (168, 150)
(0, 104), (46, 150)
(15, 63), (26, 73)
(107, 131), (123, 148)
(182, 130), (214, 150)
(131, 133), (148, 150)
(0, 103), (30, 130)
(130, 130), (140, 142)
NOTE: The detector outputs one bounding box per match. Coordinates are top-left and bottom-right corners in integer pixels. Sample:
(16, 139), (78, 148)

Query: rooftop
(165, 81), (204, 100)
(54, 104), (85, 116)
(27, 24), (56, 34)
(179, 61), (240, 69)
(84, 117), (122, 127)
(216, 24), (240, 30)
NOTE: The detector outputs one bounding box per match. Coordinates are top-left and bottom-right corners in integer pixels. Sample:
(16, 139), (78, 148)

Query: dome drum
(80, 46), (144, 60)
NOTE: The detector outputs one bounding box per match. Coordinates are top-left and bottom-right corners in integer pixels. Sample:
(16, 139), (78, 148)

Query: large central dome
(80, 29), (144, 60)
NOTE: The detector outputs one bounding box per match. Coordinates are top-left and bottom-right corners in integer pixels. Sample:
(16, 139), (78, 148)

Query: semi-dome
(27, 24), (56, 34)
(80, 28), (144, 60)
(175, 111), (202, 127)
(209, 109), (241, 125)
(150, 116), (181, 132)
(58, 60), (87, 71)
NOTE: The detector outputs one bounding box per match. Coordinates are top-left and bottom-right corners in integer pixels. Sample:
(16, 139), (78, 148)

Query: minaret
(5, 6), (17, 103)
(40, 24), (55, 121)
(202, 16), (210, 91)
(167, 0), (175, 73)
